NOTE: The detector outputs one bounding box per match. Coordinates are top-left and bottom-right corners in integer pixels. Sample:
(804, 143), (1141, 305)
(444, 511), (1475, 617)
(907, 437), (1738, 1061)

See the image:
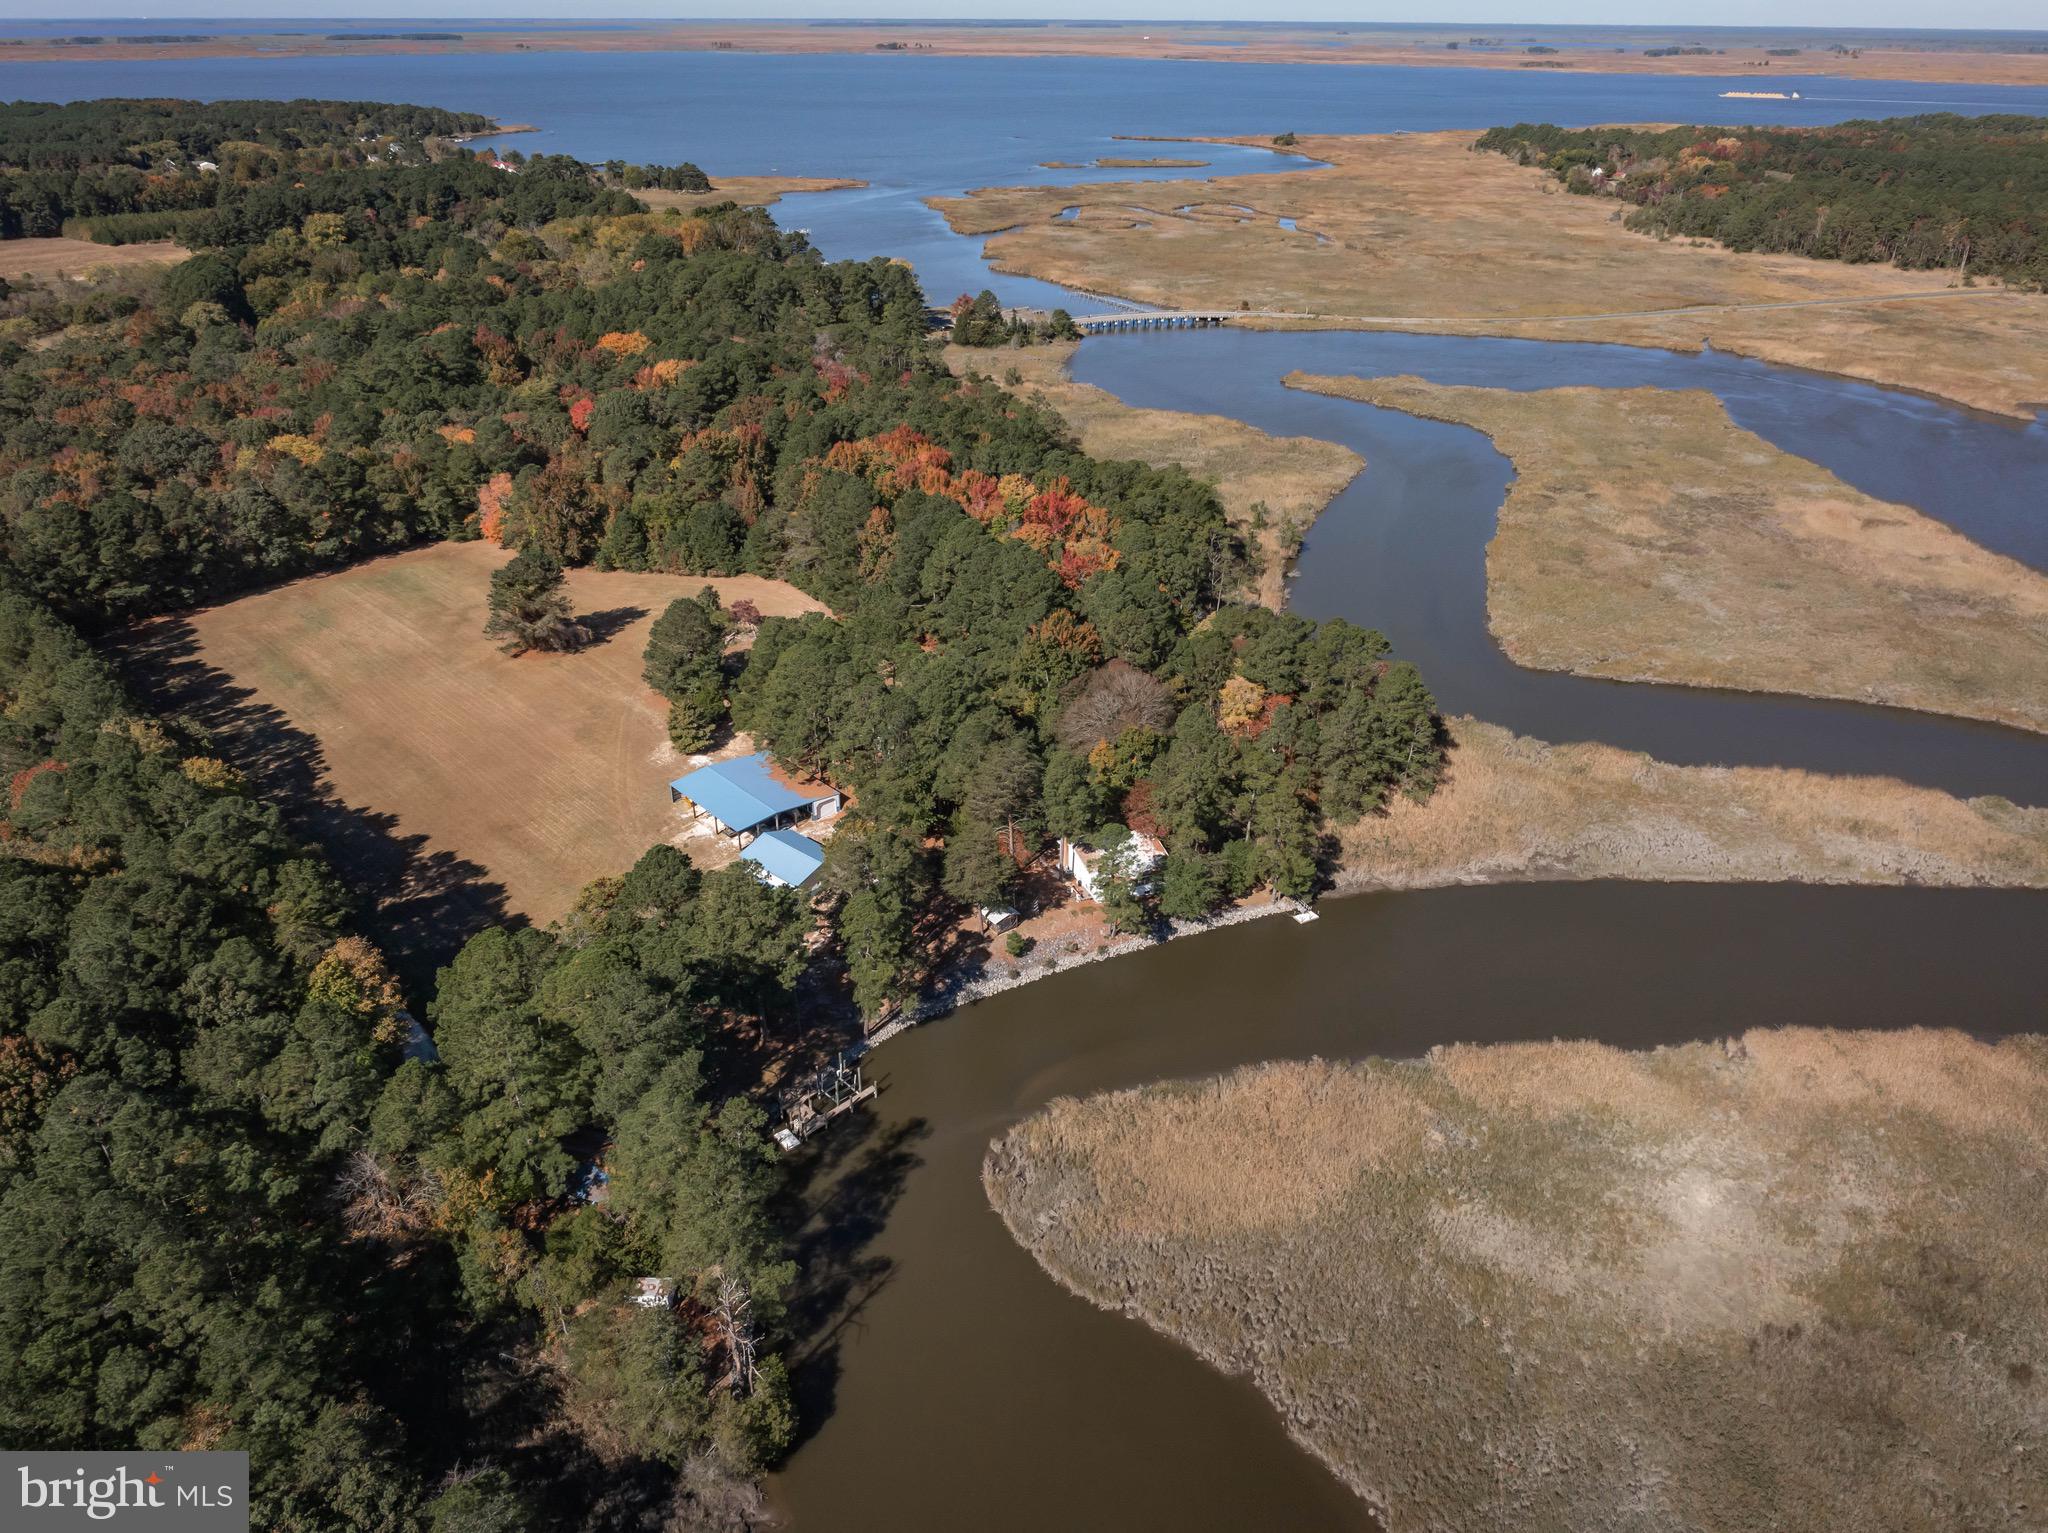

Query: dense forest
(0, 96), (710, 243)
(0, 97), (1442, 1526)
(1476, 114), (2048, 286)
(0, 582), (806, 1524)
(0, 96), (493, 239)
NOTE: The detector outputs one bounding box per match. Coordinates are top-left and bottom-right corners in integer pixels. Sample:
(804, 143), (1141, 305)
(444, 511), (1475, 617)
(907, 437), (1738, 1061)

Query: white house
(1059, 832), (1165, 901)
(630, 1277), (674, 1309)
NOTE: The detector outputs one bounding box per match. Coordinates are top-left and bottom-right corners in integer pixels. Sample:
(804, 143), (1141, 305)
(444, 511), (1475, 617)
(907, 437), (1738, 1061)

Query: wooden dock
(775, 1056), (878, 1151)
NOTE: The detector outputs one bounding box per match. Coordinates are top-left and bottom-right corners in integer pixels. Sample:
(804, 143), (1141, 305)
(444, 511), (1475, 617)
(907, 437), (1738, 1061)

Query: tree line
(1476, 114), (2048, 286)
(0, 95), (715, 243)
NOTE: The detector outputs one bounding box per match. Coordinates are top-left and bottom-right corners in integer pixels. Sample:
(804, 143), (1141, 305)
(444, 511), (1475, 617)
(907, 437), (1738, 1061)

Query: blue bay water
(8, 52), (2048, 308)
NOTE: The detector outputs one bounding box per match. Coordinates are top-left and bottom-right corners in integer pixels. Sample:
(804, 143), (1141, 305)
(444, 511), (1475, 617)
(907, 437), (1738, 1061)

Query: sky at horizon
(6, 9), (2047, 37)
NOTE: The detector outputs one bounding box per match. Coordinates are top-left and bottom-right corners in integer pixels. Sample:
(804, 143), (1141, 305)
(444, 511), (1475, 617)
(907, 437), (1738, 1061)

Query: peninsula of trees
(1476, 114), (2048, 285)
(0, 95), (704, 243)
(0, 96), (1443, 1527)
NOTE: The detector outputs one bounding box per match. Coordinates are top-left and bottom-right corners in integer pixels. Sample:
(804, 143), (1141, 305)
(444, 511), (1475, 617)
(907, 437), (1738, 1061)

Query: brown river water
(772, 884), (2048, 1529)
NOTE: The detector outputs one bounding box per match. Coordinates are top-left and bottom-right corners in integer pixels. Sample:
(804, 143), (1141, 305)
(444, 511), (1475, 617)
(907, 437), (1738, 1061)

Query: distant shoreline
(4, 24), (2048, 86)
(446, 124), (537, 143)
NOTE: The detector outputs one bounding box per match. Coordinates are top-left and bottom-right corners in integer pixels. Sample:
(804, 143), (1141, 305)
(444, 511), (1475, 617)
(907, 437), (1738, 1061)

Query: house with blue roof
(669, 752), (841, 844)
(741, 827), (827, 890)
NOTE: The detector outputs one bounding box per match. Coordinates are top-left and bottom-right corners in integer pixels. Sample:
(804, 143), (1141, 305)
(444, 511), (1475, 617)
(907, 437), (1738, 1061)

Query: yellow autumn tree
(179, 756), (246, 793)
(264, 433), (325, 467)
(1218, 675), (1268, 736)
(307, 935), (408, 1046)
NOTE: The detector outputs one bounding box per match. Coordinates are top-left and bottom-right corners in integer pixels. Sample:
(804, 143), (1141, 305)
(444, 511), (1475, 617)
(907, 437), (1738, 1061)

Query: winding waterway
(1074, 328), (2048, 800)
(8, 47), (2047, 1527)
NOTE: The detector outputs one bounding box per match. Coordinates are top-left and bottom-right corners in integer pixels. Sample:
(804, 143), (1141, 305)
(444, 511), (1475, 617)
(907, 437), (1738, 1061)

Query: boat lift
(774, 1054), (878, 1151)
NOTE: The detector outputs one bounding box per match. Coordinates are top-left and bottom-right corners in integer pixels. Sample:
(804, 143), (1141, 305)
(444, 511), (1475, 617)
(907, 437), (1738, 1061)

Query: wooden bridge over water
(1070, 310), (1250, 333)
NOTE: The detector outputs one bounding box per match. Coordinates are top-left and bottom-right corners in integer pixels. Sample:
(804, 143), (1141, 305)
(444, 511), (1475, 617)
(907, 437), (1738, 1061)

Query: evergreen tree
(483, 547), (589, 656)
(951, 288), (1008, 346)
(1158, 845), (1224, 921)
(1091, 822), (1149, 935)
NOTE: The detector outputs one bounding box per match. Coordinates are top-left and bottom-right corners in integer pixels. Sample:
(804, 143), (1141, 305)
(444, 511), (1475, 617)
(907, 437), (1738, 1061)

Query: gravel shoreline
(868, 895), (1301, 1048)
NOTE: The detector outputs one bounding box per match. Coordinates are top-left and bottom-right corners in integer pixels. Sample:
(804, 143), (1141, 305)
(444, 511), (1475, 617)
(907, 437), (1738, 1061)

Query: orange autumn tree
(594, 329), (650, 358)
(823, 423), (955, 499)
(475, 471), (514, 545)
(813, 428), (1122, 591)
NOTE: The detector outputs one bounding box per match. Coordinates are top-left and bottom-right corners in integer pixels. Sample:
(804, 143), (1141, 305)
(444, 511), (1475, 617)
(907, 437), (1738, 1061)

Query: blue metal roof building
(741, 828), (827, 889)
(669, 752), (841, 839)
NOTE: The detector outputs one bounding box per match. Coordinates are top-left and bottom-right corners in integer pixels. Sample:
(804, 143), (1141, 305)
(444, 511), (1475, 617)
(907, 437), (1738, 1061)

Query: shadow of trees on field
(777, 1109), (927, 1454)
(114, 617), (514, 1003)
(576, 604), (647, 647)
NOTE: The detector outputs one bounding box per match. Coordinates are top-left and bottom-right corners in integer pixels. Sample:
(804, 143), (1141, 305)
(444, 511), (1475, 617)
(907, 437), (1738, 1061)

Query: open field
(10, 26), (2048, 84)
(1339, 716), (2048, 888)
(632, 176), (865, 214)
(987, 1029), (2048, 1532)
(1292, 374), (2048, 731)
(932, 131), (2048, 419)
(115, 541), (824, 976)
(946, 342), (1360, 608)
(0, 236), (185, 282)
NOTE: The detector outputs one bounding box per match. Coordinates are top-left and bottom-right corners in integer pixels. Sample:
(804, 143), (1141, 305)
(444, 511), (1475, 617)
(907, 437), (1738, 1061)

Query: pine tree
(483, 547), (589, 656)
(1158, 845), (1224, 921)
(1091, 823), (1148, 935)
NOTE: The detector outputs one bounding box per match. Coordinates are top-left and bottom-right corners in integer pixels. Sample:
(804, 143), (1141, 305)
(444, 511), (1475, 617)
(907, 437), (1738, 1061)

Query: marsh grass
(1289, 376), (2048, 735)
(987, 1030), (2048, 1532)
(632, 175), (864, 213)
(1337, 717), (2048, 887)
(929, 130), (2048, 420)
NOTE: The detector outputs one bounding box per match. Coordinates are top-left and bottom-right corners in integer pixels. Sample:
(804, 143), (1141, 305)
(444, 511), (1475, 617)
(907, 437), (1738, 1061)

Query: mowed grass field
(0, 236), (186, 281)
(119, 541), (824, 974)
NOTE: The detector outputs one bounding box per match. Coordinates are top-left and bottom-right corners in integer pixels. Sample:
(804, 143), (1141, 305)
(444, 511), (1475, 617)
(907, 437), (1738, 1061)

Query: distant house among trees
(669, 752), (842, 843)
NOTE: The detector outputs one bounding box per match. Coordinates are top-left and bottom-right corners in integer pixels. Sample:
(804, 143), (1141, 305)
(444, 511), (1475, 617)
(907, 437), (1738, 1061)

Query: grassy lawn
(116, 540), (825, 982)
(0, 236), (186, 281)
(987, 1030), (2048, 1532)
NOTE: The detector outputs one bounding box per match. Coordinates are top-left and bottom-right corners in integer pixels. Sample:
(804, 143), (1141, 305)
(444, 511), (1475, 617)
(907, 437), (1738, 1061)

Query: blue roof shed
(742, 828), (826, 889)
(670, 752), (825, 835)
